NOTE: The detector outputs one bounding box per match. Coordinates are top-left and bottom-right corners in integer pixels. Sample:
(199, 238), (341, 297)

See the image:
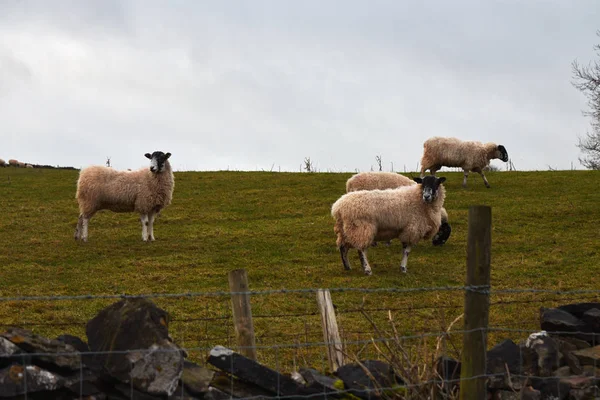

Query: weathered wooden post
(459, 206), (491, 400)
(316, 289), (344, 371)
(228, 269), (257, 361)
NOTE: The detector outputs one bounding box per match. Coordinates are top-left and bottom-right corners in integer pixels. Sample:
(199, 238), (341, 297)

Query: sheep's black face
(497, 145), (509, 162)
(413, 176), (446, 203)
(145, 151), (172, 173)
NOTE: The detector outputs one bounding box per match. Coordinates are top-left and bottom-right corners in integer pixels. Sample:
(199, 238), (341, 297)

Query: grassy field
(1, 167), (599, 371)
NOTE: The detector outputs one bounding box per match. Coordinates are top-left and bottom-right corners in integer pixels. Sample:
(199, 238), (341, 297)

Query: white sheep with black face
(74, 151), (175, 242)
(345, 171), (451, 246)
(419, 137), (509, 188)
(332, 175), (447, 275)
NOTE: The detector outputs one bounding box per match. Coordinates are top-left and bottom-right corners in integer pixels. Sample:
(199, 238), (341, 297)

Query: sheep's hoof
(364, 269), (372, 276)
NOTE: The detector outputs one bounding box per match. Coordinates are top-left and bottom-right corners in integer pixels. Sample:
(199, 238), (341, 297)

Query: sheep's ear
(144, 153), (152, 159)
(436, 177), (446, 185)
(413, 177), (423, 184)
(165, 152), (171, 159)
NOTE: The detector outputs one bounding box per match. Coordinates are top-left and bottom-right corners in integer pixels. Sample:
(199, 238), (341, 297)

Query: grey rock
(554, 365), (572, 378)
(540, 308), (588, 339)
(435, 356), (460, 396)
(0, 364), (63, 397)
(572, 346), (600, 366)
(1, 328), (82, 371)
(559, 337), (591, 350)
(557, 303), (600, 319)
(300, 368), (341, 395)
(529, 376), (570, 400)
(207, 345), (299, 396)
(180, 361), (214, 396)
(561, 348), (583, 376)
(204, 386), (232, 400)
(210, 371), (274, 399)
(486, 339), (523, 390)
(334, 360), (403, 400)
(524, 333), (560, 377)
(86, 298), (184, 396)
(127, 341), (183, 396)
(582, 308), (600, 332)
(55, 334), (90, 353)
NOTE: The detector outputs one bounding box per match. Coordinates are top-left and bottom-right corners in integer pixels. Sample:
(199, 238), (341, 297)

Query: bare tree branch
(572, 30), (600, 169)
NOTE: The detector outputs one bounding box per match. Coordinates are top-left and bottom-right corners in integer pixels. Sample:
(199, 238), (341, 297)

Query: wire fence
(2, 207), (599, 398)
(2, 282), (600, 399)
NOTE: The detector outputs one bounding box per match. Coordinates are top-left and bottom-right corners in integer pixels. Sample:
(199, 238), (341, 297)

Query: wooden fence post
(460, 205), (491, 400)
(316, 289), (344, 371)
(228, 269), (257, 361)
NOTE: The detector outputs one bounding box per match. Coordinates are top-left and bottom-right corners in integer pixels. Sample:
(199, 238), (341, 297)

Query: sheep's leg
(358, 249), (372, 276)
(474, 168), (490, 188)
(340, 245), (351, 270)
(148, 212), (156, 241)
(81, 216), (90, 242)
(140, 214), (149, 242)
(74, 215), (83, 240)
(419, 166), (427, 178)
(429, 165), (441, 176)
(462, 170), (469, 188)
(400, 244), (411, 273)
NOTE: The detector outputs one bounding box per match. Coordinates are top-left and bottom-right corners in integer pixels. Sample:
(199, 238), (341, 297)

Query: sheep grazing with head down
(332, 175), (446, 275)
(346, 171), (451, 246)
(74, 151), (174, 242)
(420, 137), (509, 188)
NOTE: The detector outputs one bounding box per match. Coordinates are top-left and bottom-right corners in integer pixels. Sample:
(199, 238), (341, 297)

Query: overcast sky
(1, 0), (598, 172)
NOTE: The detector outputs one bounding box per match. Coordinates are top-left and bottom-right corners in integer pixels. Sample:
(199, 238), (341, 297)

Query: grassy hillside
(1, 167), (599, 369)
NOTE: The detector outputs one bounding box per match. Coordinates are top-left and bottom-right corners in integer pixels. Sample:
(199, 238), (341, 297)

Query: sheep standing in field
(419, 137), (509, 188)
(8, 159), (19, 167)
(332, 175), (446, 275)
(74, 151), (174, 242)
(25, 164), (33, 168)
(0, 159), (6, 167)
(346, 171), (451, 246)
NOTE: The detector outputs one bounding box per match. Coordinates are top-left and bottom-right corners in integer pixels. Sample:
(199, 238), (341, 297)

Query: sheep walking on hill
(346, 171), (451, 246)
(74, 151), (174, 242)
(332, 175), (446, 275)
(419, 137), (509, 188)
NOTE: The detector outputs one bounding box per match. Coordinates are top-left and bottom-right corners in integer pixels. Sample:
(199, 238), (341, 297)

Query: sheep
(419, 137), (509, 188)
(332, 175), (446, 275)
(25, 164), (33, 168)
(346, 171), (451, 246)
(8, 159), (19, 167)
(0, 159), (5, 167)
(74, 151), (174, 242)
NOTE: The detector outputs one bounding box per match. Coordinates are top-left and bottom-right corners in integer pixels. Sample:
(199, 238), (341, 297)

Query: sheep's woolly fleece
(332, 183), (446, 249)
(345, 172), (448, 223)
(420, 136), (505, 171)
(75, 163), (174, 216)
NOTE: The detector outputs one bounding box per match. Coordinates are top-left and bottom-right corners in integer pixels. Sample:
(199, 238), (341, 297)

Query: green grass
(1, 167), (599, 371)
